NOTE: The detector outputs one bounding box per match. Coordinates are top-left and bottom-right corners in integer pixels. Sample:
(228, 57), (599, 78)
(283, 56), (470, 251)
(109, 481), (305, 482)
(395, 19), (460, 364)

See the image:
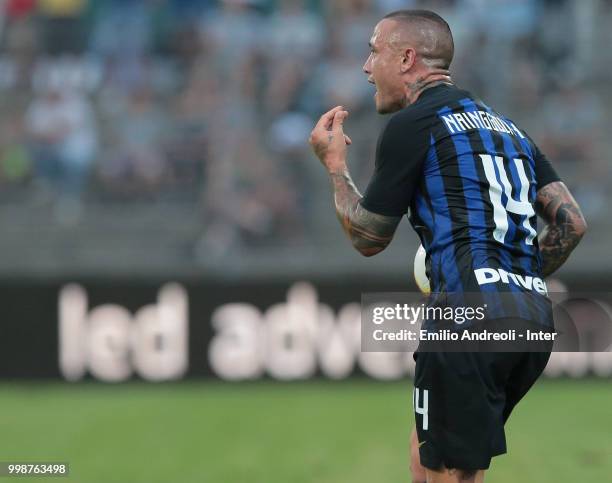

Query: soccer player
(309, 9), (587, 483)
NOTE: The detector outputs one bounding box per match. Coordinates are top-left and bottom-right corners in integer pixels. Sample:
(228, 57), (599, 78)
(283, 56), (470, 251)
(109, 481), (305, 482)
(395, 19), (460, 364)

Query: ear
(400, 48), (416, 73)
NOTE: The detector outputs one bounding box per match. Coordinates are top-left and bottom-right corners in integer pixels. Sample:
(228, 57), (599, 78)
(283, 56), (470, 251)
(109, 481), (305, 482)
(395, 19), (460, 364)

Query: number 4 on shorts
(413, 387), (429, 430)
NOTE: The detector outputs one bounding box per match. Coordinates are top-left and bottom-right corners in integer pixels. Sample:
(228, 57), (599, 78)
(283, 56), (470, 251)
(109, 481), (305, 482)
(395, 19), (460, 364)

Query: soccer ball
(413, 244), (431, 295)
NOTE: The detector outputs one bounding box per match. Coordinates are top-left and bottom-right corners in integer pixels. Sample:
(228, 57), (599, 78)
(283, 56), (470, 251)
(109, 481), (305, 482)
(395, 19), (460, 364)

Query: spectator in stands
(0, 0), (606, 251)
(25, 86), (97, 206)
(263, 0), (324, 116)
(91, 0), (152, 58)
(38, 0), (88, 55)
(0, 117), (31, 189)
(98, 86), (167, 197)
(536, 78), (606, 219)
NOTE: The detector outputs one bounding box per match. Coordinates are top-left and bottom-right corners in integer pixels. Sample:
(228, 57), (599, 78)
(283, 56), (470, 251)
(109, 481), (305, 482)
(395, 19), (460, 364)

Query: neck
(404, 69), (453, 105)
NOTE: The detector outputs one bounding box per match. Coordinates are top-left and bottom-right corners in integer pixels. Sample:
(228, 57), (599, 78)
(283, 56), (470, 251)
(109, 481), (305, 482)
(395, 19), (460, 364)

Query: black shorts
(413, 348), (551, 470)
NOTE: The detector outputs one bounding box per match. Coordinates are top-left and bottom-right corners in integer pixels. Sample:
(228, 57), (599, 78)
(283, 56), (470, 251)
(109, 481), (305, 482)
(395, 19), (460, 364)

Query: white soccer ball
(413, 244), (431, 295)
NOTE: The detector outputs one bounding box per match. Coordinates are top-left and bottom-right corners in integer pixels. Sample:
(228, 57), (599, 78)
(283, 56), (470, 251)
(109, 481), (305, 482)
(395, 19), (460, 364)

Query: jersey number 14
(479, 154), (536, 245)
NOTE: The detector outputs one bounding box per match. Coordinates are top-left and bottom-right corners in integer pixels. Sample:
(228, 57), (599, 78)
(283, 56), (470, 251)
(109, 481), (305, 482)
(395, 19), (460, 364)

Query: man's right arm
(535, 181), (587, 278)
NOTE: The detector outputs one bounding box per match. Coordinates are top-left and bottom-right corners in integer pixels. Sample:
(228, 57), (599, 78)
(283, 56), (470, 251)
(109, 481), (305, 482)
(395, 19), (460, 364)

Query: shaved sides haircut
(384, 9), (454, 69)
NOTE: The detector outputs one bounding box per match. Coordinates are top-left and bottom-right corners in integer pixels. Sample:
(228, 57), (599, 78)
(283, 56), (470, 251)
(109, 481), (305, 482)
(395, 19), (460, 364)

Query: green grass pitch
(0, 379), (610, 482)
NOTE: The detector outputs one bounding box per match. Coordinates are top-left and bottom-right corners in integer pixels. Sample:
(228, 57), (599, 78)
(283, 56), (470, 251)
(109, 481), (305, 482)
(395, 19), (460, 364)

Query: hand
(308, 106), (352, 173)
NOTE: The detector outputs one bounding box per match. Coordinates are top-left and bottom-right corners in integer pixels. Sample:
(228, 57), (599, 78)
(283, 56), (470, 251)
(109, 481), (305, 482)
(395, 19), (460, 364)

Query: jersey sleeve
(533, 144), (561, 191)
(359, 111), (429, 217)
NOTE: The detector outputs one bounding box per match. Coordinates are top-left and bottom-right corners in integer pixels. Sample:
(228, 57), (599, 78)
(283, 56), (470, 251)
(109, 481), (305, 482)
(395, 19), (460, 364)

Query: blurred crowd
(0, 0), (609, 250)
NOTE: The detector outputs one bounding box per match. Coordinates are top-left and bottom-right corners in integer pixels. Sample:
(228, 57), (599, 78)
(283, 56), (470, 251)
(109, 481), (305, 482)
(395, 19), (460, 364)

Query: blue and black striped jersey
(360, 83), (559, 325)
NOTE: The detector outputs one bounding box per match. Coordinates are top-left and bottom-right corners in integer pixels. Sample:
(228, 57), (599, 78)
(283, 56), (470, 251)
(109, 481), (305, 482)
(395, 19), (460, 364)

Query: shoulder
(376, 110), (420, 159)
(378, 85), (475, 148)
(384, 84), (471, 132)
(380, 104), (428, 141)
(390, 99), (428, 124)
(377, 106), (432, 154)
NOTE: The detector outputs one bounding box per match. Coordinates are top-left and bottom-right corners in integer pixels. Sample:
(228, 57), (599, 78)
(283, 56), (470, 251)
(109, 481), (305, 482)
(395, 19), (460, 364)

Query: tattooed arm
(330, 169), (401, 256)
(535, 181), (587, 277)
(309, 106), (401, 256)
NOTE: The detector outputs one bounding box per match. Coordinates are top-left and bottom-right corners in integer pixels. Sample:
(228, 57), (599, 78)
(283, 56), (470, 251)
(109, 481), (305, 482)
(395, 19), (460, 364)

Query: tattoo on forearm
(330, 170), (400, 256)
(535, 182), (587, 278)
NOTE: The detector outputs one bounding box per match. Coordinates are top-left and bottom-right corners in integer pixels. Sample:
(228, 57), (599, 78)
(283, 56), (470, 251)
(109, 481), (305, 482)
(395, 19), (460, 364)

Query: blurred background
(0, 1), (610, 482)
(0, 0), (608, 277)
